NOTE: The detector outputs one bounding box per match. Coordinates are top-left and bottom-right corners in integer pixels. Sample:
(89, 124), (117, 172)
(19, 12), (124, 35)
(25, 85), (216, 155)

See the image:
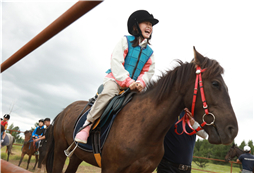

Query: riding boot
(75, 121), (92, 144)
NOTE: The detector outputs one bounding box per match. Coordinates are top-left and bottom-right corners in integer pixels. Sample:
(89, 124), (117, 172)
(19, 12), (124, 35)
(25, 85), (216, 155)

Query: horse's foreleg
(26, 155), (32, 170)
(7, 145), (12, 162)
(38, 148), (42, 169)
(7, 151), (10, 161)
(33, 154), (38, 170)
(65, 154), (82, 173)
(40, 164), (46, 173)
(18, 153), (25, 166)
(50, 141), (68, 173)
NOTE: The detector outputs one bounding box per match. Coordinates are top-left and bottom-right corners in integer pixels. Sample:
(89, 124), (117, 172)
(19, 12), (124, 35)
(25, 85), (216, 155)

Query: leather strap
(175, 66), (208, 135)
(94, 153), (101, 167)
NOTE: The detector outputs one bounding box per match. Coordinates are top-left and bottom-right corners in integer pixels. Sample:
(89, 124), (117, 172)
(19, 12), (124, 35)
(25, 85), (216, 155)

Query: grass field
(1, 144), (241, 173)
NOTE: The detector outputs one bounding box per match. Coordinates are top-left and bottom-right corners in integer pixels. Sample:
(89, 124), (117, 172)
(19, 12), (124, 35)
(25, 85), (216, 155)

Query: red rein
(175, 66), (208, 135)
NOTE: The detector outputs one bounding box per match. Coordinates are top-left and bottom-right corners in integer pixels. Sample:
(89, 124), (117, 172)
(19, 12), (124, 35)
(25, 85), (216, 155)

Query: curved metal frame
(1, 1), (102, 73)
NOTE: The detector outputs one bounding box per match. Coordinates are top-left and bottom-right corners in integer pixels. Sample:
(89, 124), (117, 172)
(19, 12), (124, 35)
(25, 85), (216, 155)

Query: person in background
(1, 114), (10, 130)
(34, 118), (51, 142)
(237, 146), (254, 173)
(32, 119), (45, 139)
(32, 119), (44, 154)
(157, 110), (208, 173)
(1, 124), (6, 146)
(1, 114), (10, 147)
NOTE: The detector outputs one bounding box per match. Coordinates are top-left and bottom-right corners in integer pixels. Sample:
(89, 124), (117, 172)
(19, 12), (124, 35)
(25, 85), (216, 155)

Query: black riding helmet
(127, 10), (159, 37)
(3, 114), (10, 120)
(39, 119), (44, 123)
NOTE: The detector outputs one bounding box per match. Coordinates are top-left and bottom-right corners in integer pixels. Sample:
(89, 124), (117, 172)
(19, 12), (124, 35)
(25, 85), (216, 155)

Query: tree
(193, 139), (210, 168)
(31, 122), (39, 132)
(6, 123), (23, 143)
(210, 144), (231, 164)
(239, 140), (246, 150)
(247, 140), (254, 154)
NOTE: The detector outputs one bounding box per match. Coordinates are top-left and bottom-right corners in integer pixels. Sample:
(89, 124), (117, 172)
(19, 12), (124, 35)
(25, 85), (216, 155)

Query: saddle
(71, 85), (136, 166)
(1, 134), (10, 147)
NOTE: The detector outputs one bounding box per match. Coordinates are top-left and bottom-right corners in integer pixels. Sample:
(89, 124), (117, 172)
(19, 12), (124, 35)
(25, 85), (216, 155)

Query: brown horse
(225, 143), (245, 162)
(18, 130), (38, 170)
(45, 48), (238, 173)
(225, 144), (254, 172)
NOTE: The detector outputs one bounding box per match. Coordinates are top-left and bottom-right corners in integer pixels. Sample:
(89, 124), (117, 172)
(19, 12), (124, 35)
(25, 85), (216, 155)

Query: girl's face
(139, 21), (153, 39)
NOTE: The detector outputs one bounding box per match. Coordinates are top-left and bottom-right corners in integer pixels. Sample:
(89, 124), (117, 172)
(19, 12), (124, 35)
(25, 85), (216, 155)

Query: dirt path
(3, 159), (101, 173)
(1, 145), (101, 172)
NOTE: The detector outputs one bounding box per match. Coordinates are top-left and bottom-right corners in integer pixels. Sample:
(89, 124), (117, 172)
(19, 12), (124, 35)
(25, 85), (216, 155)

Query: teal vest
(106, 35), (153, 80)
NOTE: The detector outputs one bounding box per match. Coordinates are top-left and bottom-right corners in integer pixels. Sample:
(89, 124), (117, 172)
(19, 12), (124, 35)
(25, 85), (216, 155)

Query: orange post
(1, 159), (32, 173)
(1, 1), (102, 73)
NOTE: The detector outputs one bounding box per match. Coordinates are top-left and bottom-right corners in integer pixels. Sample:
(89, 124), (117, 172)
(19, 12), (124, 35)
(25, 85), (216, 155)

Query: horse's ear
(232, 143), (235, 147)
(193, 46), (205, 66)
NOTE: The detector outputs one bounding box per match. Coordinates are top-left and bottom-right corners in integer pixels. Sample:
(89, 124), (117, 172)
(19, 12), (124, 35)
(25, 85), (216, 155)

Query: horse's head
(225, 144), (237, 162)
(183, 47), (238, 145)
(24, 130), (32, 144)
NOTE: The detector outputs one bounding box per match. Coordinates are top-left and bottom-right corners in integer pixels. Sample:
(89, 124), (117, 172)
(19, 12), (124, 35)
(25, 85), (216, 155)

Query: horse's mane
(234, 145), (245, 153)
(24, 130), (32, 134)
(145, 56), (224, 105)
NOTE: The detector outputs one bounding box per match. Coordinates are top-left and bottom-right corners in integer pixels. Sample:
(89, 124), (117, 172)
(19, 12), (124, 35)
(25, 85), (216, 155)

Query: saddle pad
(73, 108), (117, 152)
(1, 134), (10, 147)
(73, 91), (135, 152)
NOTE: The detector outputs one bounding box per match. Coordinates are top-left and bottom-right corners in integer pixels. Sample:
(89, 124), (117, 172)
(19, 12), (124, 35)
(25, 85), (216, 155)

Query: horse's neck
(24, 138), (33, 147)
(135, 89), (184, 141)
(236, 148), (244, 157)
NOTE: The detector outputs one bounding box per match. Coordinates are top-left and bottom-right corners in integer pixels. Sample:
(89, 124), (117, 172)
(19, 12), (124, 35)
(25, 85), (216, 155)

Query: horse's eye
(212, 81), (220, 88)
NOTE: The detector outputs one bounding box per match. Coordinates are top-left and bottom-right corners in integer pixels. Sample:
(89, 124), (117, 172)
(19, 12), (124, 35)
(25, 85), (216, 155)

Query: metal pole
(1, 159), (32, 173)
(230, 162), (233, 173)
(1, 1), (102, 73)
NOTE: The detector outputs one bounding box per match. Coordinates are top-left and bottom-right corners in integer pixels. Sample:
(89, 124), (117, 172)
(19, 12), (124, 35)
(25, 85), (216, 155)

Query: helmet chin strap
(134, 20), (142, 37)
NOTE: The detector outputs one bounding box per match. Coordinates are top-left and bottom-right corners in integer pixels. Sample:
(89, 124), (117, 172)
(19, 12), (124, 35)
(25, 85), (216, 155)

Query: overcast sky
(1, 0), (253, 146)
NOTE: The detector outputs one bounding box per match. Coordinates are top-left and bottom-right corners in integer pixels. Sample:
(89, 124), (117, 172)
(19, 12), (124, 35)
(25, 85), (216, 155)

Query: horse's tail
(45, 112), (61, 173)
(12, 136), (15, 144)
(11, 135), (15, 149)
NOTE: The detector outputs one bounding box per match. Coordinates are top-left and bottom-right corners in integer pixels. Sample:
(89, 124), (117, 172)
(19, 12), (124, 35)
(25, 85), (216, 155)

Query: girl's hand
(136, 83), (143, 92)
(129, 82), (137, 90)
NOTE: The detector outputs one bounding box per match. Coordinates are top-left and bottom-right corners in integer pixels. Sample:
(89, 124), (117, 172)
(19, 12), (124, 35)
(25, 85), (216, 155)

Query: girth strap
(91, 88), (134, 168)
(91, 128), (101, 167)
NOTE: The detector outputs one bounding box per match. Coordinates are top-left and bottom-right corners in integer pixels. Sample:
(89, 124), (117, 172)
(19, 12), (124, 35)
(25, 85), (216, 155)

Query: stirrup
(64, 141), (78, 157)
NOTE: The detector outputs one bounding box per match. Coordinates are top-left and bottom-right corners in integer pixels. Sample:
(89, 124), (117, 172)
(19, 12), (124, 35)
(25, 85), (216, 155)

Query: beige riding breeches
(86, 80), (121, 123)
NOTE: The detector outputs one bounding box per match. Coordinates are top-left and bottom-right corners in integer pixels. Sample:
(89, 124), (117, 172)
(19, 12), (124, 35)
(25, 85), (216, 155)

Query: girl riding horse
(75, 10), (159, 144)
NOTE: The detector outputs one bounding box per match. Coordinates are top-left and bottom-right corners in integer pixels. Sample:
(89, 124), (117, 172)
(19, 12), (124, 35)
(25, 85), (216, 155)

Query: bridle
(175, 65), (215, 135)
